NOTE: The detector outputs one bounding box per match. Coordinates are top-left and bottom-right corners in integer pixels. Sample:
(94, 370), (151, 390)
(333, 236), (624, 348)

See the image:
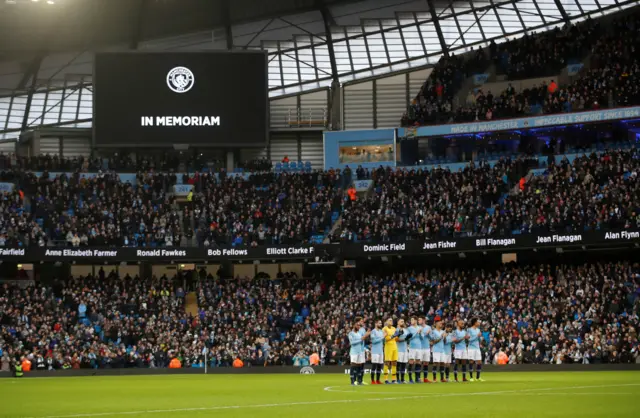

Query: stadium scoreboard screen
(93, 51), (268, 147)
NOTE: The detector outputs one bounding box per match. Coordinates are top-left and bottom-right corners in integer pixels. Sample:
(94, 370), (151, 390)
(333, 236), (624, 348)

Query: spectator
(0, 260), (638, 368)
(169, 357), (182, 369)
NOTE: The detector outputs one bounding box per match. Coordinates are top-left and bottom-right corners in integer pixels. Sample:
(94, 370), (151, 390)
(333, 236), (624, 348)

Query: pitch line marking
(23, 383), (640, 418)
(322, 382), (640, 395)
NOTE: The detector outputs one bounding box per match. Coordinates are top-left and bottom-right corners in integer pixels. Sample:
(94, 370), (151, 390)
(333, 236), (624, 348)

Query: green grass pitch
(1, 371), (638, 417)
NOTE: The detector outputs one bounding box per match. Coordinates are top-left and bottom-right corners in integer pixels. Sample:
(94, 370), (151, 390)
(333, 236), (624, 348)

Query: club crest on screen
(166, 66), (195, 93)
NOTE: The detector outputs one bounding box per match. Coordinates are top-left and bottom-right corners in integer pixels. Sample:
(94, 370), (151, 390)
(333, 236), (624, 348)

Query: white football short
(421, 349), (431, 363)
(454, 349), (468, 360)
(408, 348), (422, 361)
(371, 354), (383, 364)
(397, 351), (409, 363)
(467, 348), (482, 362)
(443, 353), (452, 364)
(350, 353), (365, 364)
(432, 352), (446, 363)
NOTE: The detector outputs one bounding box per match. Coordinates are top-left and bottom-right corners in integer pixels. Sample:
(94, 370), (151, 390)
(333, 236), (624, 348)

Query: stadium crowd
(402, 12), (639, 126)
(335, 156), (536, 242)
(2, 169), (189, 248)
(1, 153), (348, 247)
(2, 147), (638, 247)
(401, 47), (487, 126)
(0, 259), (638, 371)
(336, 148), (639, 242)
(492, 19), (598, 80)
(455, 13), (640, 123)
(191, 170), (343, 247)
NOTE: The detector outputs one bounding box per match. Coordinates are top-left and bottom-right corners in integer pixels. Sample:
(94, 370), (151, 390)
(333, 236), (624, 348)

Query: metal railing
(286, 108), (327, 128)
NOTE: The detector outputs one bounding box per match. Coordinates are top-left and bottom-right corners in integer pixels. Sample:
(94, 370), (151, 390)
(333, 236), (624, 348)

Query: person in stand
(14, 361), (23, 378)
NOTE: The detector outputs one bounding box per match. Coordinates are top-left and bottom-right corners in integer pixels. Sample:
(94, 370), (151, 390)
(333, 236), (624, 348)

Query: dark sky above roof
(0, 0), (352, 58)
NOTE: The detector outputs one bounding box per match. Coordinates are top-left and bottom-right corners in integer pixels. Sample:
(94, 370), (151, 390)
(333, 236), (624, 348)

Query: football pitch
(1, 371), (639, 418)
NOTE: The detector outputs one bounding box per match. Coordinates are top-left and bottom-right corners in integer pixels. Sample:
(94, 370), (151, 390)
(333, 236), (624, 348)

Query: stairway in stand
(185, 292), (199, 317)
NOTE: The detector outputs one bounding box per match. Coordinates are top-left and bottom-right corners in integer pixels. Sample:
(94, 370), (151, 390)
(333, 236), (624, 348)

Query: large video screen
(93, 52), (268, 147)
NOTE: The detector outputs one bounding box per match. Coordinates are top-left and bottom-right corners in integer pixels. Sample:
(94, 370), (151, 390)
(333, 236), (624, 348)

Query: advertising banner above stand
(0, 230), (638, 262)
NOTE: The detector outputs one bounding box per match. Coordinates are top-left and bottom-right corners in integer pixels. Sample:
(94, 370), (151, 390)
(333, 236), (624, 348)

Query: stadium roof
(0, 0), (359, 58)
(0, 0), (638, 140)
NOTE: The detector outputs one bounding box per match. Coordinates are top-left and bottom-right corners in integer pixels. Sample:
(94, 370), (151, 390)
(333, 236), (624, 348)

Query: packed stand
(237, 158), (273, 172)
(13, 170), (189, 247)
(452, 13), (639, 123)
(0, 272), (198, 370)
(1, 260), (638, 371)
(493, 19), (598, 80)
(191, 170), (344, 247)
(401, 48), (488, 126)
(504, 149), (640, 234)
(335, 157), (538, 242)
(456, 82), (550, 122)
(0, 187), (31, 248)
(0, 154), (103, 172)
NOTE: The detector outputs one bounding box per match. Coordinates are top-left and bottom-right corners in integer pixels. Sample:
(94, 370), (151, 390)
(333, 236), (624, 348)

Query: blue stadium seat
(275, 162), (282, 173)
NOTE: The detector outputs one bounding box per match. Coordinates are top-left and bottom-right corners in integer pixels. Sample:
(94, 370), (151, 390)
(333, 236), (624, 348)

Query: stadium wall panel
(270, 96), (297, 129)
(299, 133), (323, 168)
(38, 136), (61, 156)
(409, 68), (432, 98)
(3, 364), (639, 378)
(343, 81), (374, 129)
(62, 137), (91, 158)
(376, 73), (407, 128)
(269, 133), (299, 166)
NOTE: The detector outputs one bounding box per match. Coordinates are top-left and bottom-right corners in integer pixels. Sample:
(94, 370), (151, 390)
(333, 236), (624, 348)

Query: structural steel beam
(222, 0), (233, 50)
(426, 0), (449, 57)
(318, 6), (339, 82)
(553, 0), (571, 22)
(17, 55), (43, 91)
(21, 55), (44, 132)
